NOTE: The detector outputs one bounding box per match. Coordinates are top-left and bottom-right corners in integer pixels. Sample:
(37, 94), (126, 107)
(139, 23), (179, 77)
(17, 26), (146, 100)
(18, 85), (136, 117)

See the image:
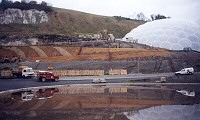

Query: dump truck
(12, 66), (35, 78)
(1, 66), (35, 78)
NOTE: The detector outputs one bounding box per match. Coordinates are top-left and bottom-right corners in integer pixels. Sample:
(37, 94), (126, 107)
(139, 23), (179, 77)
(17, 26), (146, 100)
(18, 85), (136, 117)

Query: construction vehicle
(12, 66), (35, 78)
(0, 66), (34, 78)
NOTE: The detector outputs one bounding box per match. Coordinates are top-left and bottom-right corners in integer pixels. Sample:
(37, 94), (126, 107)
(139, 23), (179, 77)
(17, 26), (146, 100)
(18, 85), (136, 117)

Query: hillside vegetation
(0, 7), (145, 37)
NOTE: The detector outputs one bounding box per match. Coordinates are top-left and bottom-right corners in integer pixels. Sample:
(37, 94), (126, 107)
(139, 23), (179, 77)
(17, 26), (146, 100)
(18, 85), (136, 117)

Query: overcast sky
(12, 0), (200, 21)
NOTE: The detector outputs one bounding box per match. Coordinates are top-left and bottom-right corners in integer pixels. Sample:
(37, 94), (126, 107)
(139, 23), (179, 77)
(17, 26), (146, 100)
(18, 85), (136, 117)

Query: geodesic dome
(123, 19), (200, 51)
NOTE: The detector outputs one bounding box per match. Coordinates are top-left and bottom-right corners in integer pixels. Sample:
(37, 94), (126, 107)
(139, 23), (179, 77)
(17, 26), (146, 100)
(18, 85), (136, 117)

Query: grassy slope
(0, 7), (145, 37)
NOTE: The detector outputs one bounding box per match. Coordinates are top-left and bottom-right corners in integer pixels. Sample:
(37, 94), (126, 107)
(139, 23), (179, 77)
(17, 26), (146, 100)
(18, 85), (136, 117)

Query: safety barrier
(50, 70), (104, 76)
(109, 88), (128, 93)
(108, 69), (127, 75)
(0, 70), (13, 77)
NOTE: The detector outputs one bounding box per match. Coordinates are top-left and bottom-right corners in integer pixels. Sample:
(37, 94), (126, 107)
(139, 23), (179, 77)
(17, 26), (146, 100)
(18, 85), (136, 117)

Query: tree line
(151, 14), (170, 21)
(113, 16), (139, 21)
(0, 0), (53, 13)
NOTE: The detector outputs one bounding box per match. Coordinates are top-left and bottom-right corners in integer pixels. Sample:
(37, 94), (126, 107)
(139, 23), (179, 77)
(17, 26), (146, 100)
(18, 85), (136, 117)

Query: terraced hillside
(0, 46), (170, 62)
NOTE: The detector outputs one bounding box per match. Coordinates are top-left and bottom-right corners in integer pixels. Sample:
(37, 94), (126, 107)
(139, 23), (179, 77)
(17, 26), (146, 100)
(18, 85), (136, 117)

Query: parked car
(92, 78), (106, 83)
(37, 71), (59, 82)
(175, 67), (194, 75)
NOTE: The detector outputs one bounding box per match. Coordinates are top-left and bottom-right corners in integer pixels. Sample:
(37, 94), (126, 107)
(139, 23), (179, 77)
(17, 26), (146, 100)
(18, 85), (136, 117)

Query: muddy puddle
(0, 85), (199, 120)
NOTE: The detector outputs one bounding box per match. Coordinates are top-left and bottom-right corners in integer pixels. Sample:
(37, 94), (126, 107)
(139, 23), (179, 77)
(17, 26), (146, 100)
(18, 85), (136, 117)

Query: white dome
(123, 19), (200, 51)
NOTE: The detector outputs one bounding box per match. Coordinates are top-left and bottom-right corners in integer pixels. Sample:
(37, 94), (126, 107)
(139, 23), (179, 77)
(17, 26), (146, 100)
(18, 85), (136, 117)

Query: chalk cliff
(0, 8), (48, 24)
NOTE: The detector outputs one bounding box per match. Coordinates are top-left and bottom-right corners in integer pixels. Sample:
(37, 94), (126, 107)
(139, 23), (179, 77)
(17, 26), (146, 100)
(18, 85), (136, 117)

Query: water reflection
(36, 88), (59, 100)
(21, 90), (34, 101)
(176, 90), (195, 97)
(11, 88), (59, 101)
(124, 104), (200, 120)
(0, 85), (200, 120)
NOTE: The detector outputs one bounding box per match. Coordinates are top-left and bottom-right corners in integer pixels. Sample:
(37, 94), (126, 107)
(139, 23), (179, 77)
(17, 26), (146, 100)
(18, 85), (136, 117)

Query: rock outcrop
(0, 8), (48, 24)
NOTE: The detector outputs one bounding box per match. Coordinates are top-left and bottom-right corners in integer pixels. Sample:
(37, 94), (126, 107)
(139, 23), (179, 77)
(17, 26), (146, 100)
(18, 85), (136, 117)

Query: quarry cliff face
(0, 8), (48, 24)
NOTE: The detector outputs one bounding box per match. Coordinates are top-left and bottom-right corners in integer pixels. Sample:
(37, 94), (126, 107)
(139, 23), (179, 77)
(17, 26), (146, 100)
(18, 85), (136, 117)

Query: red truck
(37, 71), (59, 82)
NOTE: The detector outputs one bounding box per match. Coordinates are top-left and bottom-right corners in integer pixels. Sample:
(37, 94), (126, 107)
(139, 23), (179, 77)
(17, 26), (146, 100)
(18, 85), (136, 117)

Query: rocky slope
(0, 8), (48, 24)
(0, 7), (145, 37)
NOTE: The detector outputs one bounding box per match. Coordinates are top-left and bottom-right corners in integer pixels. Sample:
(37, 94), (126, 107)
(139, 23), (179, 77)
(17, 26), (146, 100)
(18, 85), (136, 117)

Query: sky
(8, 0), (200, 21)
(34, 0), (200, 19)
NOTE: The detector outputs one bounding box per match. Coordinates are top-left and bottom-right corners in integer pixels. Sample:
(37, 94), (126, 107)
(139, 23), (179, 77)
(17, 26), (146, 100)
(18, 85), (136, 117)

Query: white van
(175, 67), (194, 75)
